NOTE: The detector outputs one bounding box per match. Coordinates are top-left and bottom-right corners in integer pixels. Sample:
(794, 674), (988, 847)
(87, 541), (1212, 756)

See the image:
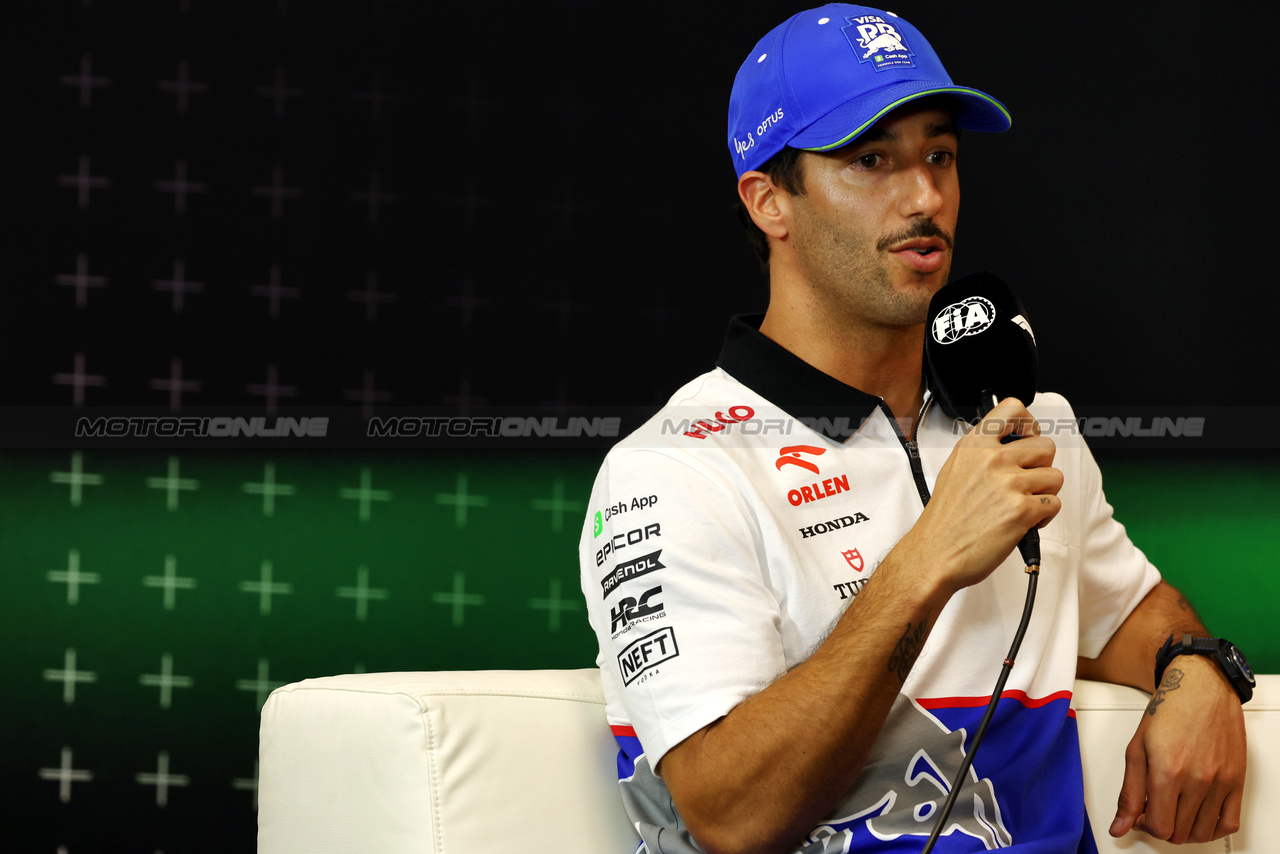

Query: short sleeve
(579, 447), (788, 771)
(1067, 420), (1163, 659)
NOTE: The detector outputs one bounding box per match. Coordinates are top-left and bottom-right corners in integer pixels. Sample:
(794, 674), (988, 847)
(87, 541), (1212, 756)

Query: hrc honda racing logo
(610, 585), (665, 636)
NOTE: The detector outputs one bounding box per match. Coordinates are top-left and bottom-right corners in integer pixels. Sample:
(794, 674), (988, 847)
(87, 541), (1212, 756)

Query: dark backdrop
(11, 0), (1280, 414)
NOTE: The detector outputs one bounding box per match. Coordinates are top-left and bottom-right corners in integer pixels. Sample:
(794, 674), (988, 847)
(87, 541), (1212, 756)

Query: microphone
(918, 271), (1044, 854)
(924, 271), (1041, 568)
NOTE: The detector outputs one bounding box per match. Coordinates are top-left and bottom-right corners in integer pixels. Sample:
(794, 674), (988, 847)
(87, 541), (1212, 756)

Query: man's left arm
(1077, 579), (1247, 845)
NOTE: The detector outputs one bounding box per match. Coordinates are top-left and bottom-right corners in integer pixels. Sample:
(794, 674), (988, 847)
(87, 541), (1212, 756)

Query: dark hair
(734, 146), (806, 272)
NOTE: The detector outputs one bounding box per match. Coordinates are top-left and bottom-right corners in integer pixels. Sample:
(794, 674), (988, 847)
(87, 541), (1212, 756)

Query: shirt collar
(714, 314), (886, 441)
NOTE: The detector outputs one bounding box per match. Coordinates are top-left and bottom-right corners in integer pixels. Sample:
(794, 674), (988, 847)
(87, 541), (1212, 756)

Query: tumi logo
(799, 512), (870, 538)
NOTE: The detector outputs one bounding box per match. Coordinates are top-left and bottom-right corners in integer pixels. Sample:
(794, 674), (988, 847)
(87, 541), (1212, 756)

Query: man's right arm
(658, 399), (1062, 854)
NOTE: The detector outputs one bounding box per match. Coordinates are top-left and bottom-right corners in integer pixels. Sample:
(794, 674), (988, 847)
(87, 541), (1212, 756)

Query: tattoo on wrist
(888, 621), (927, 683)
(1147, 668), (1184, 716)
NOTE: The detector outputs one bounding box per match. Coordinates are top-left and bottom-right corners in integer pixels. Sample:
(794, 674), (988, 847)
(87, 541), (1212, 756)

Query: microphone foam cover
(924, 272), (1038, 424)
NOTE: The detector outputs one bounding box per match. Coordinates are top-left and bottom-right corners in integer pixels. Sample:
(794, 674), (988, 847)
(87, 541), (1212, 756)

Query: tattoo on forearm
(1176, 596), (1190, 612)
(888, 621), (927, 683)
(1146, 668), (1184, 716)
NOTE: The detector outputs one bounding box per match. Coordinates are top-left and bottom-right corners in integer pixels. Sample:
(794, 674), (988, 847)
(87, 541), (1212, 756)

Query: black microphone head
(924, 271), (1038, 424)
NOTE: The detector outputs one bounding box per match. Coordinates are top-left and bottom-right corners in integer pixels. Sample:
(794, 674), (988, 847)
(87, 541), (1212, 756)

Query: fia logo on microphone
(932, 296), (996, 344)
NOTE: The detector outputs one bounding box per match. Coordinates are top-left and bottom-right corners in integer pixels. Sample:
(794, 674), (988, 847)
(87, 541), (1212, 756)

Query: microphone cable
(920, 561), (1039, 853)
(921, 392), (1043, 853)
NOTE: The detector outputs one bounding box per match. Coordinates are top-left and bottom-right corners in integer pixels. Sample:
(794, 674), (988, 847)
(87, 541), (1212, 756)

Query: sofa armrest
(258, 669), (640, 854)
(1075, 673), (1279, 853)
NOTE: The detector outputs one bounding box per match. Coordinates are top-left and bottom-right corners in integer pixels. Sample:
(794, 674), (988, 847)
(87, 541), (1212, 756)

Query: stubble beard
(792, 208), (952, 332)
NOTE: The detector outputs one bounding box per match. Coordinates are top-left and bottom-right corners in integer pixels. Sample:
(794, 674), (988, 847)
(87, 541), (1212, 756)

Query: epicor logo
(776, 445), (826, 474)
(595, 523), (662, 568)
(931, 296), (996, 344)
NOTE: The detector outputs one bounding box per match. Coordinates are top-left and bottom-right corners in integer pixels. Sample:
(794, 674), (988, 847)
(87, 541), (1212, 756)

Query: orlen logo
(776, 445), (825, 474)
(787, 474), (850, 506)
(683, 405), (754, 440)
(931, 296), (995, 344)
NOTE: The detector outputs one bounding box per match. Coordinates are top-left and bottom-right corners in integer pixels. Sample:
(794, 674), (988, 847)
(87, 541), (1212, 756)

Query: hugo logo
(683, 406), (755, 440)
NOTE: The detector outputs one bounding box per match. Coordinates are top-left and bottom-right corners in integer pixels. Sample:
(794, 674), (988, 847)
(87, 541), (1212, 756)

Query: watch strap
(1155, 633), (1254, 704)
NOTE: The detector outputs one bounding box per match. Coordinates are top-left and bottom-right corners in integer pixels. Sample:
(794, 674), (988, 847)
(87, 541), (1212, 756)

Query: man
(578, 5), (1250, 852)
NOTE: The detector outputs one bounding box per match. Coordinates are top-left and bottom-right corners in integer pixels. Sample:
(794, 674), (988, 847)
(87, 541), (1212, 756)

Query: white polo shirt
(579, 315), (1159, 853)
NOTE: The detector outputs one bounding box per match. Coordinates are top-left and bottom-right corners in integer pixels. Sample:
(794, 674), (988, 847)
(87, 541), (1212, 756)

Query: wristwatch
(1154, 634), (1255, 704)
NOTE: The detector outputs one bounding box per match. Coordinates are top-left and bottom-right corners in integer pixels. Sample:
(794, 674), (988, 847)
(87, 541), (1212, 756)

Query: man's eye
(854, 153), (882, 169)
(927, 151), (955, 166)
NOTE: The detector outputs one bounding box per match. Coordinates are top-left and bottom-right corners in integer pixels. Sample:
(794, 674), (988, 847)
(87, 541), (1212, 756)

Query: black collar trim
(714, 315), (885, 441)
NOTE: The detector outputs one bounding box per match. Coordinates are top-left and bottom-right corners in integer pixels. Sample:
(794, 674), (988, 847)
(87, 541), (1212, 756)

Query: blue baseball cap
(728, 4), (1011, 178)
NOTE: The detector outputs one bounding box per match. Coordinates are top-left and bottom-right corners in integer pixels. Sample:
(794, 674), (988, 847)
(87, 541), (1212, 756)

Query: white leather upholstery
(259, 671), (1279, 853)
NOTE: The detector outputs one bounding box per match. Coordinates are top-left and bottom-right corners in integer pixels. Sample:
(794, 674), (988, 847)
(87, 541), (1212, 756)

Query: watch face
(1229, 646), (1256, 681)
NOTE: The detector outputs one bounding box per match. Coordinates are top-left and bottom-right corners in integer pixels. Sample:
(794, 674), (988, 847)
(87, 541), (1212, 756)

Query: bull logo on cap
(856, 24), (907, 59)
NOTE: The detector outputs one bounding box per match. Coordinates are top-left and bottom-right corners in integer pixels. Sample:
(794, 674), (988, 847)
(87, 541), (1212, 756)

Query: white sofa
(258, 670), (1278, 854)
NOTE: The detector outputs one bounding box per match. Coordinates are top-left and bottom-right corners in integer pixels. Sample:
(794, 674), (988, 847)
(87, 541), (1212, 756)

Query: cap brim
(790, 82), (1011, 153)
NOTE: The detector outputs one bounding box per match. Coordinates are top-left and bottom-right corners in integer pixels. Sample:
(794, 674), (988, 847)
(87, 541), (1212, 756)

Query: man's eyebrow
(926, 120), (960, 139)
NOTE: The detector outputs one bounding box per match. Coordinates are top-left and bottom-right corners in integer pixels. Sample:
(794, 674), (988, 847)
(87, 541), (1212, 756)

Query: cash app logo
(593, 511), (603, 538)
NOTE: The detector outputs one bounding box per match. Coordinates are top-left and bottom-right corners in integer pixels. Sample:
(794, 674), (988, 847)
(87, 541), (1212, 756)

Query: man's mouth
(888, 238), (948, 272)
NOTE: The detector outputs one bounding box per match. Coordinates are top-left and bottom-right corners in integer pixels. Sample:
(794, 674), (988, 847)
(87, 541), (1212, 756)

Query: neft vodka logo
(931, 296), (996, 344)
(618, 626), (679, 687)
(843, 15), (915, 70)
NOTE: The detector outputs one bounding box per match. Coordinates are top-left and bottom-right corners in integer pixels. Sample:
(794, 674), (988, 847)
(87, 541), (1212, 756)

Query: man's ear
(738, 171), (791, 241)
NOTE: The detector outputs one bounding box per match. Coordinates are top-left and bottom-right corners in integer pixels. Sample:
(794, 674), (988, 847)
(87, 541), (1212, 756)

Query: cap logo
(843, 15), (915, 71)
(733, 107), (785, 162)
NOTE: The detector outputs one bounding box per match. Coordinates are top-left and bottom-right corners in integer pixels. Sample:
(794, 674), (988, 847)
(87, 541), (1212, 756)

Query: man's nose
(897, 162), (945, 219)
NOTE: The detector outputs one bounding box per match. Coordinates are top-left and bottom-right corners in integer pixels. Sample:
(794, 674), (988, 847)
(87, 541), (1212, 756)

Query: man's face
(786, 103), (960, 329)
